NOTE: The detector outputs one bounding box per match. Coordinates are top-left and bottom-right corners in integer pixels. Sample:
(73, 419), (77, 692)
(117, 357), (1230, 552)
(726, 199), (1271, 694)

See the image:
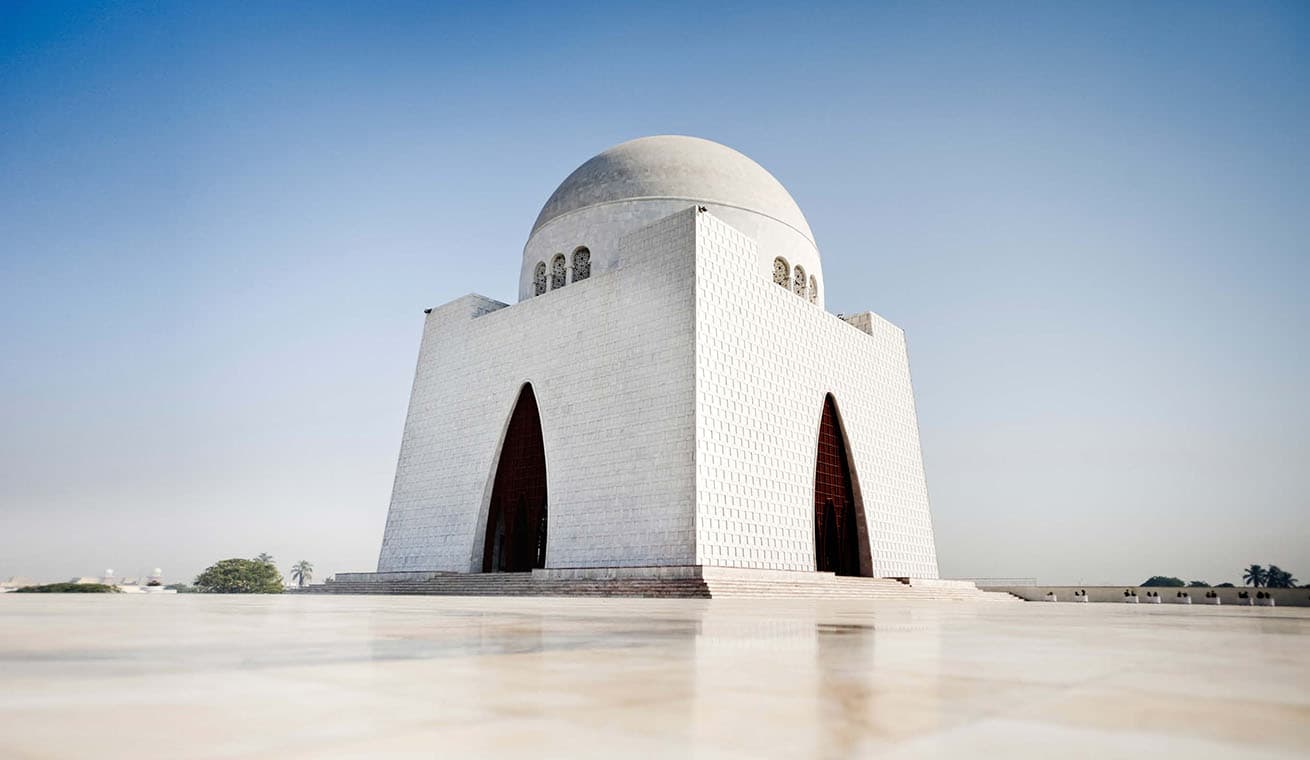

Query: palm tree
(1242, 564), (1266, 588)
(255, 553), (274, 565)
(290, 560), (313, 589)
(1266, 566), (1297, 589)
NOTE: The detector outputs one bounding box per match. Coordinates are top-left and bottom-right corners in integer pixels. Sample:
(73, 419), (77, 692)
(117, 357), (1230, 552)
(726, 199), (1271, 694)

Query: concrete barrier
(980, 585), (1310, 607)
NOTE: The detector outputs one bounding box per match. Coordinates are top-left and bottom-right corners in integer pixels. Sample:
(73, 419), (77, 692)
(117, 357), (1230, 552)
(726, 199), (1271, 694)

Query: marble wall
(378, 211), (699, 572)
(692, 211), (939, 578)
(378, 207), (939, 578)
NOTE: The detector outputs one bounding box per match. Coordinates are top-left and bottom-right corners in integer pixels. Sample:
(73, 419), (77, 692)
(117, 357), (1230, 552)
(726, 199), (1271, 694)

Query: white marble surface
(1, 595), (1307, 759)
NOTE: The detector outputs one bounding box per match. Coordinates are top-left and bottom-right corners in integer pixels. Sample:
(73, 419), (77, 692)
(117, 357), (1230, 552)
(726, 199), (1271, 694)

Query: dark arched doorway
(814, 394), (864, 576)
(482, 385), (548, 572)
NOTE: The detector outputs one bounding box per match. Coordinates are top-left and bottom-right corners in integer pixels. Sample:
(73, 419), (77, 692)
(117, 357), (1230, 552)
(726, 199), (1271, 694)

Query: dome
(520, 135), (824, 308)
(531, 135), (815, 245)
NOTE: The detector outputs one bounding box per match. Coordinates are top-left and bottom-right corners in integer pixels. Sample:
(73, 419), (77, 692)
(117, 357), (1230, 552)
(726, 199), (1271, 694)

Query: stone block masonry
(379, 206), (939, 579)
(692, 211), (938, 578)
(378, 209), (699, 572)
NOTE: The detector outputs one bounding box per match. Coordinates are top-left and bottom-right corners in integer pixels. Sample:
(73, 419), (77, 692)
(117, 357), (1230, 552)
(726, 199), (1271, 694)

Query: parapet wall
(983, 585), (1310, 607)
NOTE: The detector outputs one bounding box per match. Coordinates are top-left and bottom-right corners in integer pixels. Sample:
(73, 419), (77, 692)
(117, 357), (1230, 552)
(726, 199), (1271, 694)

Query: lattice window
(808, 275), (818, 304)
(773, 257), (789, 288)
(533, 261), (547, 296)
(572, 247), (591, 282)
(550, 254), (567, 290)
(793, 265), (807, 296)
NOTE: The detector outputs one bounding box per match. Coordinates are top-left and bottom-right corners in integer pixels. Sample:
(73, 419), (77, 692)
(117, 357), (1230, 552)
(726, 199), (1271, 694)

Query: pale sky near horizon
(2, 1), (1307, 587)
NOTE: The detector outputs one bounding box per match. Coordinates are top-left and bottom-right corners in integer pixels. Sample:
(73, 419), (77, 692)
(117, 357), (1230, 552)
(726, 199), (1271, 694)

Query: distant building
(72, 568), (176, 593)
(1, 577), (37, 593)
(1, 568), (176, 593)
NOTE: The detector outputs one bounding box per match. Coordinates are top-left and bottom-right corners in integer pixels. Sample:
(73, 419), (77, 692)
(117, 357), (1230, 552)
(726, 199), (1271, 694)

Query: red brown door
(814, 395), (863, 576)
(483, 385), (548, 572)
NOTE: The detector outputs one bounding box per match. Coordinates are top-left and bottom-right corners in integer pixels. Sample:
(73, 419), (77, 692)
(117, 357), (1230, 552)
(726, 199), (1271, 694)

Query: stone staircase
(302, 568), (1018, 602)
(703, 574), (1016, 602)
(306, 572), (711, 598)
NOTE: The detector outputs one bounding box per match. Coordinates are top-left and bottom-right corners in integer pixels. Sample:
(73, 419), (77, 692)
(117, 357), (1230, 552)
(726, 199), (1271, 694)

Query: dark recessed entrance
(814, 394), (863, 576)
(482, 384), (548, 573)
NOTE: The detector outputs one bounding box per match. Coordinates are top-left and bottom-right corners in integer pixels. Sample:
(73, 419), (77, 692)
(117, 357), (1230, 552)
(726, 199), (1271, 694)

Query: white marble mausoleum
(375, 135), (940, 583)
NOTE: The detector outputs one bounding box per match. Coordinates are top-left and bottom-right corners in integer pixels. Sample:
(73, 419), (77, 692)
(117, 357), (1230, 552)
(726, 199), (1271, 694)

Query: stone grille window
(551, 254), (567, 290)
(572, 247), (591, 282)
(773, 257), (789, 288)
(793, 265), (807, 296)
(809, 275), (818, 304)
(533, 261), (547, 296)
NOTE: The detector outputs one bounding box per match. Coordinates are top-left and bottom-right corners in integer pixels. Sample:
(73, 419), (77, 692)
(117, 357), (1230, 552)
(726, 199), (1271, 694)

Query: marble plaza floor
(0, 595), (1307, 759)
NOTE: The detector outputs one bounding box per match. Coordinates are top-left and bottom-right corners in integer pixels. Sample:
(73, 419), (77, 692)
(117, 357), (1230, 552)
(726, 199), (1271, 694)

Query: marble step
(304, 575), (1018, 601)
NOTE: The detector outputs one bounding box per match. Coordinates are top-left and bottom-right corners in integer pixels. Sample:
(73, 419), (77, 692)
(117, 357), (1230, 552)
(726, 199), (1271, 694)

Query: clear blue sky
(2, 1), (1306, 586)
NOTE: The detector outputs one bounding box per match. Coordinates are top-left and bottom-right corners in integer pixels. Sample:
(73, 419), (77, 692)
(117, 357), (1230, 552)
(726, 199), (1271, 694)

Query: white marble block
(375, 137), (941, 581)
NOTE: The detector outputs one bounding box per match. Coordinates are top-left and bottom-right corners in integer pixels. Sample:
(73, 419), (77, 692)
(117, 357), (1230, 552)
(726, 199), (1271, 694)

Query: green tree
(1141, 576), (1185, 587)
(1215, 582), (1235, 588)
(1266, 566), (1298, 588)
(14, 582), (119, 593)
(290, 560), (314, 589)
(194, 558), (284, 593)
(1242, 564), (1267, 588)
(1187, 580), (1210, 587)
(255, 553), (274, 565)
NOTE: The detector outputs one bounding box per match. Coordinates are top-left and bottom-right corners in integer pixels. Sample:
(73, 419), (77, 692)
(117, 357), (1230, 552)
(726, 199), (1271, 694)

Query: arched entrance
(814, 394), (866, 576)
(482, 384), (548, 572)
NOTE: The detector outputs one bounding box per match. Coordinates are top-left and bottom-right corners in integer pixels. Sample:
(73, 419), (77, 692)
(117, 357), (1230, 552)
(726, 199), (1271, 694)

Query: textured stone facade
(693, 211), (938, 578)
(523, 198), (822, 308)
(378, 207), (939, 578)
(378, 211), (698, 572)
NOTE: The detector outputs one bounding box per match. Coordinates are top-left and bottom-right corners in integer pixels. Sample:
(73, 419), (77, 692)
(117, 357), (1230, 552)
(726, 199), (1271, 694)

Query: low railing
(947, 577), (1037, 586)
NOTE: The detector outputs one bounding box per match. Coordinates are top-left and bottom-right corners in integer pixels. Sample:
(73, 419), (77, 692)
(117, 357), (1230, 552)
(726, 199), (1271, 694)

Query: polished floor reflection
(1, 596), (1307, 758)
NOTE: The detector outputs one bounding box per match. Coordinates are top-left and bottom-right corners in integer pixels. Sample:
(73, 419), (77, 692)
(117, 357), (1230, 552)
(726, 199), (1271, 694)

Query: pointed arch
(481, 384), (548, 572)
(813, 394), (871, 576)
(793, 264), (807, 296)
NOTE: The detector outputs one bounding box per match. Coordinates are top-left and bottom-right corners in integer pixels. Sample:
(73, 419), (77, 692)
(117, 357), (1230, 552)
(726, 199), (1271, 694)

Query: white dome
(520, 135), (823, 307)
(532, 135), (814, 244)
